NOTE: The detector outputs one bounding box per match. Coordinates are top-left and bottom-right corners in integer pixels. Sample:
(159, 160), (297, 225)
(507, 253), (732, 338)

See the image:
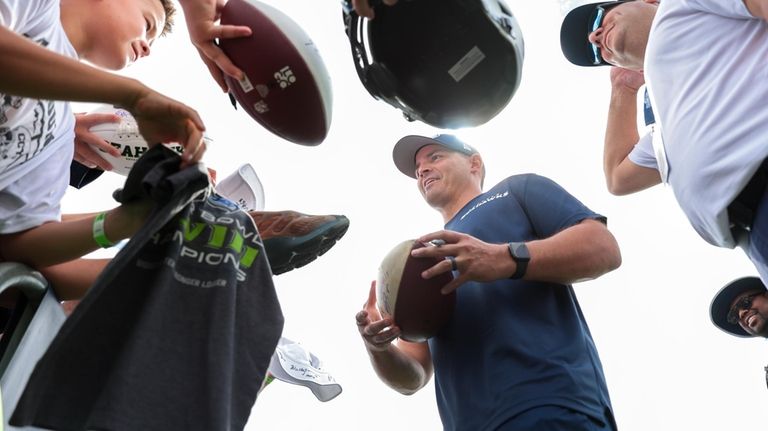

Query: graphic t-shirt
(0, 0), (77, 232)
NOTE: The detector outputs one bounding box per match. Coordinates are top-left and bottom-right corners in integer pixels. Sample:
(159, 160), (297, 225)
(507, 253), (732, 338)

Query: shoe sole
(263, 216), (350, 275)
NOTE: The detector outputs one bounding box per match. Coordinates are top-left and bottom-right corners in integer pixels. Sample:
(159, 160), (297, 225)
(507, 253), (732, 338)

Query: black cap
(710, 277), (767, 338)
(392, 134), (478, 179)
(560, 1), (632, 67)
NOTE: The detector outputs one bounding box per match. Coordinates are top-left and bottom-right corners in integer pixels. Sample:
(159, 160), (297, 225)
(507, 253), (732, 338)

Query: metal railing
(0, 263), (48, 377)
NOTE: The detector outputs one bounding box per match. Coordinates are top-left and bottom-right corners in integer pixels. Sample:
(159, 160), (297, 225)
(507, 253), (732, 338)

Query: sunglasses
(727, 293), (762, 325)
(589, 2), (623, 65)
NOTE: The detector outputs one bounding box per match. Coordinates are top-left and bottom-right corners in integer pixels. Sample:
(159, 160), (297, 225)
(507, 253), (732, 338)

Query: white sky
(66, 0), (768, 429)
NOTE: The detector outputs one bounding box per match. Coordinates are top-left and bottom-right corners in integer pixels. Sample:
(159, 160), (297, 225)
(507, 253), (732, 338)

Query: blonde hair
(157, 0), (176, 37)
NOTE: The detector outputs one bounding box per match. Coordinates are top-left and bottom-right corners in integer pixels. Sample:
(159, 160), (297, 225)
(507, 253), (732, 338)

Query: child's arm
(0, 26), (206, 165)
(0, 201), (151, 269)
(39, 258), (110, 301)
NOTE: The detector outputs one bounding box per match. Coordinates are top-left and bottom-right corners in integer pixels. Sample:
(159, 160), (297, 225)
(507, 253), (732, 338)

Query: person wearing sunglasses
(559, 0), (768, 289)
(711, 277), (768, 338)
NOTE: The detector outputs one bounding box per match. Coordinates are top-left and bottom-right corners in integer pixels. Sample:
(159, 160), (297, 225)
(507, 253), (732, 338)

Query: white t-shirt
(0, 0), (76, 233)
(634, 0), (768, 248)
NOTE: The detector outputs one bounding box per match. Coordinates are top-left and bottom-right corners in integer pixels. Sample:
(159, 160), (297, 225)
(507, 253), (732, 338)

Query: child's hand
(73, 112), (121, 170)
(125, 87), (207, 168)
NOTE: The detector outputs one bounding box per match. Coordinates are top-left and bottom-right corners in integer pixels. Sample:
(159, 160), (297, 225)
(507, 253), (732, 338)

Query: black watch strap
(507, 242), (530, 280)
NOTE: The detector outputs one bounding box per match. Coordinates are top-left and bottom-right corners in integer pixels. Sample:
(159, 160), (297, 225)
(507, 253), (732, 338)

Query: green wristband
(93, 211), (115, 248)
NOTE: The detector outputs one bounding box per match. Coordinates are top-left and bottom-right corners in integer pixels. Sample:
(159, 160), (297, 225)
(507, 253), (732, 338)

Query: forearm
(604, 86), (641, 193)
(525, 219), (621, 285)
(367, 343), (431, 395)
(0, 26), (147, 108)
(39, 258), (110, 301)
(0, 208), (138, 268)
(744, 0), (768, 20)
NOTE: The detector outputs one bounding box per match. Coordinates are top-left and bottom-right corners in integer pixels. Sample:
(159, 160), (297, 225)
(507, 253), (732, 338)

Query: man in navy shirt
(355, 134), (622, 430)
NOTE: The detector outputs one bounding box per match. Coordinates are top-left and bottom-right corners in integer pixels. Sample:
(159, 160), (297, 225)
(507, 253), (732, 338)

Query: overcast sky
(67, 0), (768, 429)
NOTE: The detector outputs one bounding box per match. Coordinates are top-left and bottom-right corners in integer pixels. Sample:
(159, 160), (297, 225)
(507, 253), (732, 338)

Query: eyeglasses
(727, 293), (762, 325)
(589, 2), (622, 65)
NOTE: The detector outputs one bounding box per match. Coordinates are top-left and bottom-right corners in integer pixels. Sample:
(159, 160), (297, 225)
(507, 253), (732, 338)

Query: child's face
(88, 0), (166, 70)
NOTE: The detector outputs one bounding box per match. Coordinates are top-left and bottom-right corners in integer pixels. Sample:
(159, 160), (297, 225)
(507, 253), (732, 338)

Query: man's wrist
(507, 242), (530, 280)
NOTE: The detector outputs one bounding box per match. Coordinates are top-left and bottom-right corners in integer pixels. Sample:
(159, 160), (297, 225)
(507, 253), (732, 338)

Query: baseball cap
(214, 163), (265, 211)
(710, 276), (767, 338)
(392, 134), (478, 179)
(560, 1), (632, 67)
(266, 337), (342, 402)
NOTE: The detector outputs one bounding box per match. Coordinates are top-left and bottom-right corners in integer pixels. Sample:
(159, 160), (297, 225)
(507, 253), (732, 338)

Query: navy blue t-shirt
(430, 174), (613, 430)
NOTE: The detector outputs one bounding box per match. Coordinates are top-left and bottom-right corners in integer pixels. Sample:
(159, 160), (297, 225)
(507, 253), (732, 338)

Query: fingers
(195, 42), (244, 81)
(364, 280), (377, 309)
(182, 105), (206, 133)
(365, 324), (400, 347)
(198, 50), (229, 92)
(357, 312), (394, 335)
(420, 256), (457, 281)
(356, 311), (400, 350)
(74, 143), (114, 171)
(77, 113), (120, 129)
(440, 277), (463, 295)
(355, 309), (370, 327)
(180, 120), (206, 167)
(416, 230), (460, 248)
(73, 113), (121, 170)
(208, 24), (252, 40)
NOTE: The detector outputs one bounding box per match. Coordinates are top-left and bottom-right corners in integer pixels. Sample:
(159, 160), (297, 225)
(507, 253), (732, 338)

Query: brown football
(376, 240), (456, 342)
(220, 0), (332, 146)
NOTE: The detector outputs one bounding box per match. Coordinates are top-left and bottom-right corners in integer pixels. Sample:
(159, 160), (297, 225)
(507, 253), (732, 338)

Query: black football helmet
(343, 0), (525, 129)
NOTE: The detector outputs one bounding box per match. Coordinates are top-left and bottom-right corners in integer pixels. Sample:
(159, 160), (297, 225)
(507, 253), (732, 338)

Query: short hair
(158, 0), (176, 37)
(465, 152), (486, 189)
(477, 156), (486, 189)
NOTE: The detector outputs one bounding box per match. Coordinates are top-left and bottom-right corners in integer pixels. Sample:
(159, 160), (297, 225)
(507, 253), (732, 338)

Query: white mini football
(87, 104), (208, 176)
(220, 0), (333, 146)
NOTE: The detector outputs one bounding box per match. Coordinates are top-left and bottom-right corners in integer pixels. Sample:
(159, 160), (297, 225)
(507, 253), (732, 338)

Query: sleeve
(627, 131), (658, 170)
(506, 174), (606, 240)
(0, 0), (53, 32)
(0, 0), (14, 27)
(684, 0), (755, 19)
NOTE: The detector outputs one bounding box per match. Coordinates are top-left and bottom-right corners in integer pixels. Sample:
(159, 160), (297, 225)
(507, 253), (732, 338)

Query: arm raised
(603, 67), (661, 195)
(355, 281), (433, 394)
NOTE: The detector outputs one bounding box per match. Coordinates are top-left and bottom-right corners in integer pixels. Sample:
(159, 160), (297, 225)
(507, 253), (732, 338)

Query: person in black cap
(711, 277), (768, 338)
(559, 0), (768, 287)
(355, 134), (622, 430)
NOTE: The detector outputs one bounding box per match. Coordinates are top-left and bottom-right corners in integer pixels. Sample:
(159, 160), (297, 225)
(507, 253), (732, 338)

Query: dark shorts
(743, 188), (768, 281)
(496, 405), (617, 431)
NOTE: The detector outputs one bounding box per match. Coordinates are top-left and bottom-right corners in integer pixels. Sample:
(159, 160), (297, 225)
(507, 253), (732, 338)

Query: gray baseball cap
(392, 134), (478, 179)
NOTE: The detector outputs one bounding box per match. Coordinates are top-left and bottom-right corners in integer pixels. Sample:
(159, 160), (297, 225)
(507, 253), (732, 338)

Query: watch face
(510, 242), (530, 261)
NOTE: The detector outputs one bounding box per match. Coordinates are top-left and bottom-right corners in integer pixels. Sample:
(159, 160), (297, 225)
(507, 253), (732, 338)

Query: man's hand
(352, 0), (399, 19)
(411, 230), (513, 294)
(610, 67), (644, 93)
(125, 88), (206, 168)
(356, 281), (401, 352)
(179, 0), (252, 92)
(73, 112), (121, 170)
